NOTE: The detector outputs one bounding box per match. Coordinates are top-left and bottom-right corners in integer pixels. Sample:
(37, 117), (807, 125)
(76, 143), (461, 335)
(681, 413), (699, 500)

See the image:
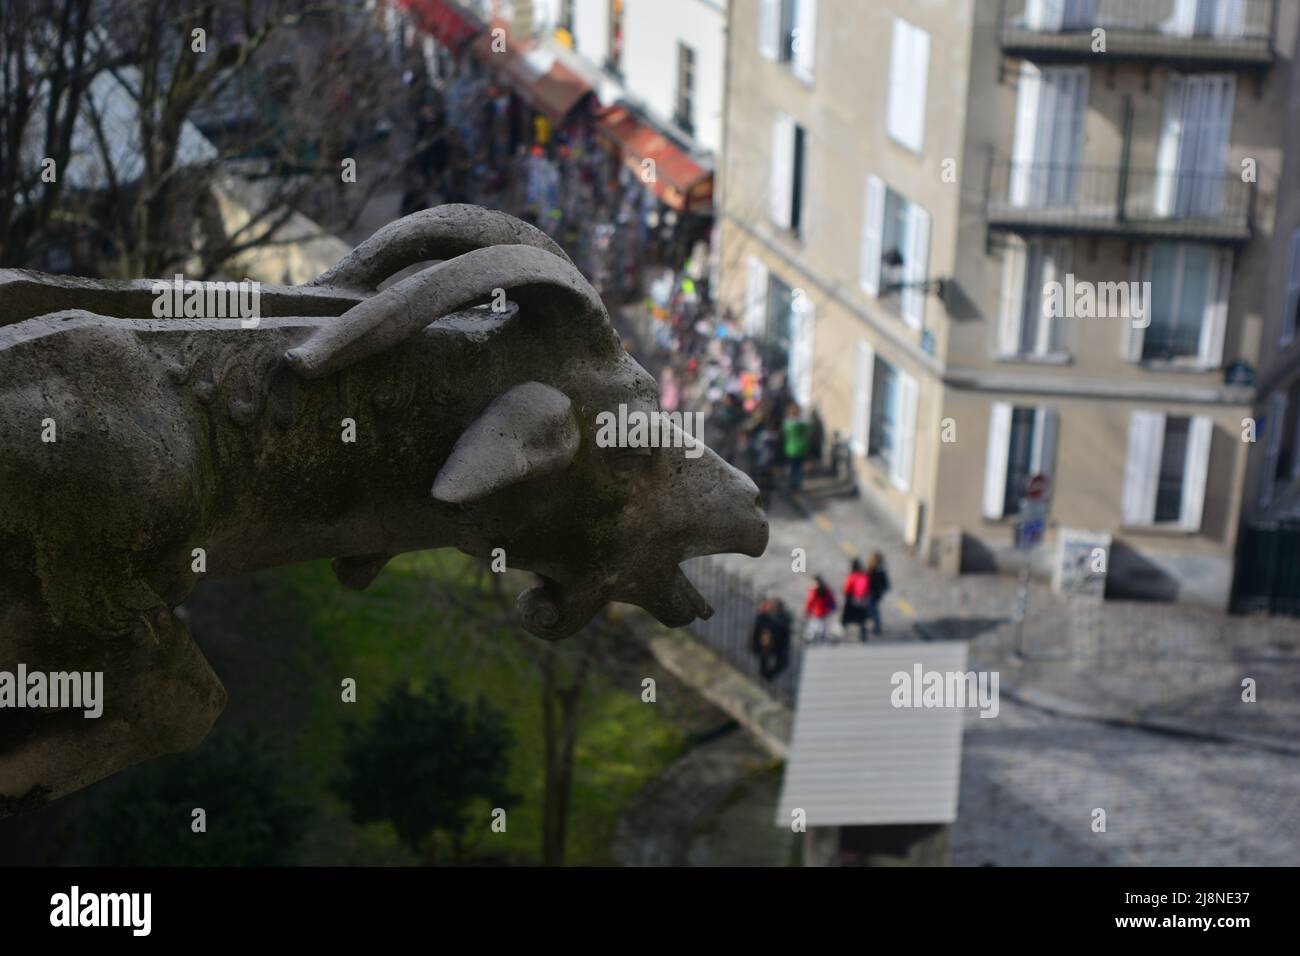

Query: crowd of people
(750, 553), (892, 681)
(644, 272), (853, 496)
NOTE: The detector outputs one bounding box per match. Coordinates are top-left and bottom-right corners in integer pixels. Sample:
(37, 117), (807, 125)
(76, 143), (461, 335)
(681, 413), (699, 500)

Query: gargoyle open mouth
(516, 564), (716, 641)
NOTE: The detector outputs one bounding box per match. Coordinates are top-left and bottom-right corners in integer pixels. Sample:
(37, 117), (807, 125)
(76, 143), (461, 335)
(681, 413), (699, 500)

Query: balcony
(984, 157), (1255, 243)
(997, 0), (1276, 70)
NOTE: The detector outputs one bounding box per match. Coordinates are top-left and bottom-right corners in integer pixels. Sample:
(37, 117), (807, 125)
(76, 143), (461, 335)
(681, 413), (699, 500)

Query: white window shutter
(890, 370), (919, 491)
(1179, 415), (1213, 531)
(1121, 411), (1165, 525)
(901, 203), (931, 330)
(1030, 406), (1059, 482)
(769, 114), (794, 229)
(860, 175), (886, 296)
(791, 297), (816, 407)
(983, 403), (1014, 519)
(1009, 66), (1042, 206)
(886, 19), (928, 153)
(1154, 75), (1186, 217)
(758, 0), (779, 60)
(997, 238), (1027, 355)
(1260, 390), (1287, 506)
(793, 0), (817, 84)
(1198, 248), (1231, 368)
(852, 342), (874, 457)
(744, 256), (768, 335)
(907, 23), (929, 152)
(1166, 0), (1198, 35)
(1123, 246), (1150, 361)
(1283, 229), (1300, 347)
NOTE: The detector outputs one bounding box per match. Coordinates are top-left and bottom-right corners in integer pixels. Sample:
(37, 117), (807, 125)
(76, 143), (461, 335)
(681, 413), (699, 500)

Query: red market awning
(397, 0), (482, 49)
(595, 105), (713, 214)
(472, 23), (593, 123)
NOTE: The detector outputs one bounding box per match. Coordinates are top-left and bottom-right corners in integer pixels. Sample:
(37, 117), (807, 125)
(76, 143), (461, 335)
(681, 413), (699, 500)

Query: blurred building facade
(717, 0), (1300, 608)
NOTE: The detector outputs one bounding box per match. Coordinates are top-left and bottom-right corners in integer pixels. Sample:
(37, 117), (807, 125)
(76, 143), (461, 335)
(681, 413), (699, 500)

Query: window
(558, 0), (574, 32)
(770, 114), (807, 237)
(1129, 243), (1231, 366)
(1259, 387), (1300, 507)
(765, 274), (795, 347)
(1121, 411), (1213, 529)
(606, 0), (624, 75)
(853, 345), (919, 490)
(997, 238), (1070, 358)
(1009, 65), (1088, 208)
(860, 175), (931, 328)
(758, 0), (816, 83)
(675, 43), (695, 135)
(1163, 0), (1246, 38)
(886, 18), (929, 153)
(1282, 228), (1300, 347)
(869, 356), (899, 463)
(743, 266), (814, 407)
(1022, 0), (1096, 31)
(983, 404), (1059, 520)
(1154, 74), (1234, 219)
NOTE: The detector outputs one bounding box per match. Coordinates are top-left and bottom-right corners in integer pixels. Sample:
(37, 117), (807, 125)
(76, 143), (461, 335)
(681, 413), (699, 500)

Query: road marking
(840, 541), (856, 556)
(897, 598), (916, 618)
(814, 515), (833, 532)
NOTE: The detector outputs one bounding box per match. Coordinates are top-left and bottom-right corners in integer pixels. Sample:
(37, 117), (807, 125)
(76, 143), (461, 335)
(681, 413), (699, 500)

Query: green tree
(84, 729), (308, 866)
(335, 676), (516, 863)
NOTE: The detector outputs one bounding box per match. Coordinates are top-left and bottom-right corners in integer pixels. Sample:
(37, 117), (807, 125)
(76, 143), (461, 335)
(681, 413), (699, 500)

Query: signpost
(1012, 473), (1050, 658)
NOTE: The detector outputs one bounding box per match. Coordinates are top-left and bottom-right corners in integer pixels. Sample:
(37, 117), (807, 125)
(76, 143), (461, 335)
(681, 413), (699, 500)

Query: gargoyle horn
(433, 382), (580, 505)
(285, 244), (616, 380)
(309, 204), (573, 294)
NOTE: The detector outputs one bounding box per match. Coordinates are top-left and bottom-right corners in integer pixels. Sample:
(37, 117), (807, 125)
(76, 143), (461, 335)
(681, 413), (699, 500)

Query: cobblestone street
(956, 699), (1300, 866)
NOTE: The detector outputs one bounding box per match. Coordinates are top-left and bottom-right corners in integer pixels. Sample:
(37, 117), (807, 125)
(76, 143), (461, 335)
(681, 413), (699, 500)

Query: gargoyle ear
(433, 382), (580, 505)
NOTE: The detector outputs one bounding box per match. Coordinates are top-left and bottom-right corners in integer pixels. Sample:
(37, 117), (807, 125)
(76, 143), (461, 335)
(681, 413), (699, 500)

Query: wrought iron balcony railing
(984, 156), (1255, 243)
(997, 0), (1276, 69)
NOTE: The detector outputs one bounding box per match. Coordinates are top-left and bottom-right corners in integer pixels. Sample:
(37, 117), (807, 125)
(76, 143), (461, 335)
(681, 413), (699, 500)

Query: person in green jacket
(782, 403), (811, 491)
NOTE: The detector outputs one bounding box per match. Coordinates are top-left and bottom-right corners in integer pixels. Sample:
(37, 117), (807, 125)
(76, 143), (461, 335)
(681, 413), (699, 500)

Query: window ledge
(1138, 358), (1218, 374)
(1118, 523), (1198, 536)
(993, 351), (1073, 366)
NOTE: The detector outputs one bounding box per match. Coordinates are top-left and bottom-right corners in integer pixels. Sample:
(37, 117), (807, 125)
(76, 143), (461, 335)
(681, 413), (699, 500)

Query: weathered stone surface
(0, 205), (768, 815)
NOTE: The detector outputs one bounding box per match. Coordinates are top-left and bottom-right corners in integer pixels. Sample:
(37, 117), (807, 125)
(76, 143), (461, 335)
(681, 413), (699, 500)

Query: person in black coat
(751, 598), (791, 680)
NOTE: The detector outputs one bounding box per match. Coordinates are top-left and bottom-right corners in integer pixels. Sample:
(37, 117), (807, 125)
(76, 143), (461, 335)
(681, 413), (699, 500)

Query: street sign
(1015, 518), (1045, 550)
(1015, 496), (1048, 551)
(1024, 472), (1050, 500)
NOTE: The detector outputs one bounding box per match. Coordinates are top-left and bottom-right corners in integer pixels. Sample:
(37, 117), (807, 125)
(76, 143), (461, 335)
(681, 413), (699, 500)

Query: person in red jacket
(803, 575), (837, 644)
(840, 558), (872, 643)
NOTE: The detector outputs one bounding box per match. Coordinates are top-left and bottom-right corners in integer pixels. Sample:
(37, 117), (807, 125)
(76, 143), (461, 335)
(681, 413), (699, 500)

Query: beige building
(718, 0), (1299, 607)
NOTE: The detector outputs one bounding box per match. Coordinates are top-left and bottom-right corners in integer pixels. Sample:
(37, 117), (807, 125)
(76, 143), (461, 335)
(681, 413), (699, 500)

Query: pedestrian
(751, 597), (792, 680)
(782, 403), (811, 491)
(865, 551), (890, 637)
(803, 575), (837, 644)
(659, 366), (681, 414)
(841, 558), (872, 643)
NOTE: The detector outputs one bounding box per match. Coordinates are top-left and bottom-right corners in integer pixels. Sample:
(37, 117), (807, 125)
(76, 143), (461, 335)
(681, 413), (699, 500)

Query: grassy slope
(273, 551), (684, 865)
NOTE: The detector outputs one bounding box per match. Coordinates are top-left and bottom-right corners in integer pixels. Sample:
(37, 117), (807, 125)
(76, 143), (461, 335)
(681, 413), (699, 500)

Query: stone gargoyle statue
(0, 205), (768, 816)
